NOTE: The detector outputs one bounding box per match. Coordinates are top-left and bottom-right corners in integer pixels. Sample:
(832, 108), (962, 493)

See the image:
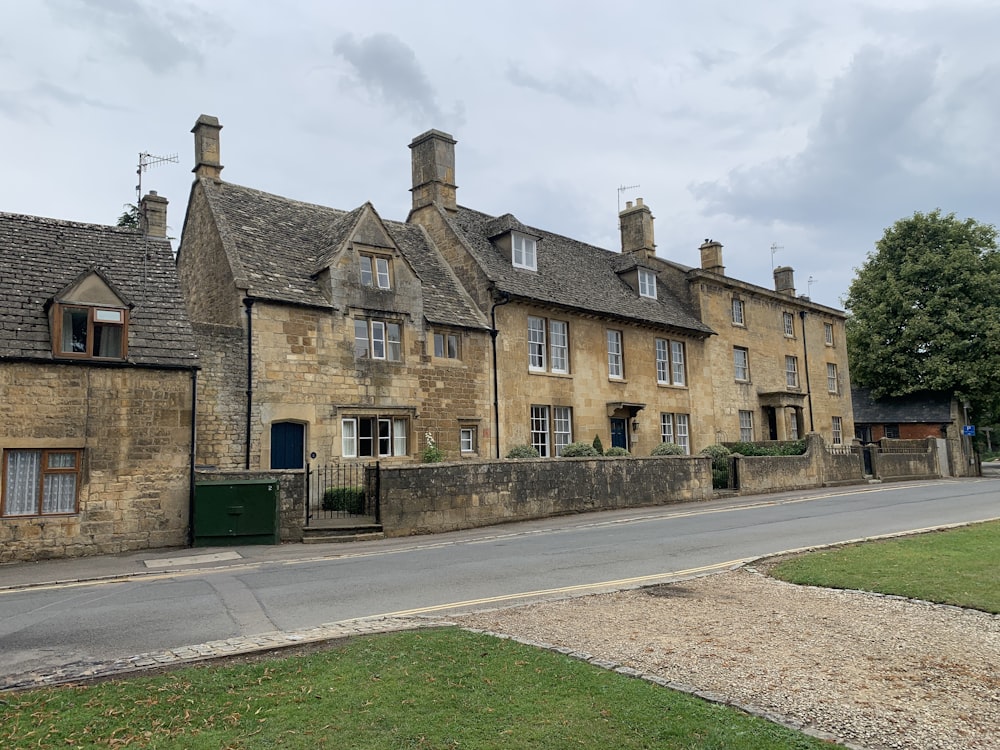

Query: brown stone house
(407, 131), (716, 457)
(176, 116), (492, 471)
(679, 246), (854, 447)
(0, 195), (199, 562)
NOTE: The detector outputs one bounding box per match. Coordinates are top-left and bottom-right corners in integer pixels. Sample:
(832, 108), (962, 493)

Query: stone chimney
(774, 266), (796, 296)
(699, 239), (724, 274)
(140, 191), (168, 238)
(619, 198), (655, 257)
(409, 129), (457, 212)
(191, 114), (223, 180)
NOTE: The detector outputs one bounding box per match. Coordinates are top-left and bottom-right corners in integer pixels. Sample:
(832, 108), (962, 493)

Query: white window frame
(528, 316), (546, 371)
(530, 405), (550, 457)
(360, 254), (391, 289)
(342, 418), (358, 457)
(607, 329), (624, 379)
(675, 414), (690, 454)
(354, 318), (402, 361)
(789, 409), (800, 440)
(549, 320), (568, 373)
(732, 298), (745, 326)
(785, 355), (799, 389)
(739, 410), (754, 441)
(342, 417), (407, 458)
(733, 347), (749, 382)
(512, 232), (537, 271)
(393, 418), (407, 456)
(824, 323), (834, 346)
(827, 363), (839, 394)
(638, 268), (657, 299)
(434, 332), (460, 359)
(460, 427), (476, 454)
(670, 341), (686, 386)
(832, 416), (843, 445)
(783, 312), (794, 337)
(655, 339), (669, 384)
(660, 413), (674, 444)
(553, 406), (572, 456)
(371, 321), (386, 359)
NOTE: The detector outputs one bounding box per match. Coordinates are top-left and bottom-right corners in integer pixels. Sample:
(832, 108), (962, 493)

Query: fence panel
(306, 462), (378, 526)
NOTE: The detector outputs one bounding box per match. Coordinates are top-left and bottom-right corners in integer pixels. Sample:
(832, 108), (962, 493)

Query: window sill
(657, 382), (688, 390)
(528, 370), (573, 379)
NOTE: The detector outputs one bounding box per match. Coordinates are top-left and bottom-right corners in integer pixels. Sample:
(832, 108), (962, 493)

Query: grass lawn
(768, 519), (1000, 613)
(1, 628), (834, 750)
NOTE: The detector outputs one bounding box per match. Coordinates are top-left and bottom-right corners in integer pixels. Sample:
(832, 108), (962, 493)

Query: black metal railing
(305, 462), (379, 526)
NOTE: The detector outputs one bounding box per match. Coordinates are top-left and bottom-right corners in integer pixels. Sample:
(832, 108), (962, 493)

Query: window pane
(376, 258), (390, 289)
(660, 413), (673, 444)
(639, 269), (656, 298)
(342, 419), (357, 457)
(47, 452), (77, 469)
(62, 308), (88, 353)
(671, 341), (685, 385)
(4, 450), (41, 516)
(827, 363), (838, 393)
(607, 330), (622, 378)
(530, 406), (549, 457)
(553, 406), (572, 456)
(42, 473), (76, 513)
(393, 419), (408, 455)
(434, 333), (444, 358)
(371, 321), (386, 359)
(783, 312), (794, 336)
(447, 334), (459, 359)
(732, 299), (744, 325)
(739, 410), (754, 441)
(785, 356), (798, 388)
(358, 418), (375, 456)
(832, 416), (843, 444)
(386, 323), (401, 361)
(378, 419), (392, 456)
(734, 348), (749, 381)
(354, 320), (369, 358)
(825, 323), (834, 345)
(94, 322), (123, 358)
(676, 414), (690, 454)
(359, 256), (373, 286)
(528, 317), (546, 370)
(550, 320), (568, 373)
(460, 428), (474, 452)
(655, 339), (668, 383)
(95, 309), (123, 323)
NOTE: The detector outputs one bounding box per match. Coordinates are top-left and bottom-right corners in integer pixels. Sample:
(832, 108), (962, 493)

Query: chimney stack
(699, 239), (724, 274)
(409, 129), (457, 212)
(140, 191), (168, 238)
(774, 266), (796, 296)
(191, 114), (223, 180)
(619, 197), (655, 257)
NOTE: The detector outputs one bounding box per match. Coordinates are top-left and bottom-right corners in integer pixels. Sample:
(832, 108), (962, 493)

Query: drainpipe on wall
(799, 310), (814, 432)
(244, 297), (255, 470)
(490, 290), (512, 458)
(187, 368), (198, 547)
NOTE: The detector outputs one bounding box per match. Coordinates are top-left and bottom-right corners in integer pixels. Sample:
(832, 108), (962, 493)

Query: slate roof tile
(0, 212), (198, 368)
(851, 386), (952, 423)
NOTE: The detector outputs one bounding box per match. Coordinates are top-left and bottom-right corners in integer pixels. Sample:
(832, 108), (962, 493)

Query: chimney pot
(409, 129), (458, 212)
(774, 265), (796, 296)
(699, 238), (724, 274)
(191, 114), (223, 180)
(139, 191), (168, 238)
(619, 197), (655, 256)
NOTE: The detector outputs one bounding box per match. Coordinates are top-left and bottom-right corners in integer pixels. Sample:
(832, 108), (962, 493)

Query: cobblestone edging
(0, 616), (449, 692)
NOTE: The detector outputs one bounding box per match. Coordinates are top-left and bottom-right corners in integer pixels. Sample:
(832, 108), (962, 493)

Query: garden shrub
(699, 444), (732, 489)
(727, 440), (806, 456)
(421, 432), (445, 463)
(592, 435), (604, 455)
(604, 446), (630, 456)
(650, 442), (685, 456)
(560, 442), (600, 457)
(322, 486), (365, 514)
(506, 444), (540, 459)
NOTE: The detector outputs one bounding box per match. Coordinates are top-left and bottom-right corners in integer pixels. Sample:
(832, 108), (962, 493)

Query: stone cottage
(0, 193), (198, 562)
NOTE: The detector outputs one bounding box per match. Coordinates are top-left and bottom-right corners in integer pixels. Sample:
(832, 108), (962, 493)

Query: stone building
(408, 131), (716, 457)
(407, 130), (854, 455)
(176, 116), (491, 470)
(0, 195), (198, 562)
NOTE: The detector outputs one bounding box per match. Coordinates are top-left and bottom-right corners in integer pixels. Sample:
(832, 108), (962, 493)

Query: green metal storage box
(193, 479), (280, 546)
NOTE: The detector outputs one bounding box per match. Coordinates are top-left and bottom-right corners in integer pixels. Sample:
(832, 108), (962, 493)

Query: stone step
(302, 525), (384, 544)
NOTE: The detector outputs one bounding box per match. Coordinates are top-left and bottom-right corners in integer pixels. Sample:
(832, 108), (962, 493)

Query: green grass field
(4, 520), (996, 749)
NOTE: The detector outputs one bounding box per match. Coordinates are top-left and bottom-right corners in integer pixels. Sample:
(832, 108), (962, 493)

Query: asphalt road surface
(1, 477), (997, 681)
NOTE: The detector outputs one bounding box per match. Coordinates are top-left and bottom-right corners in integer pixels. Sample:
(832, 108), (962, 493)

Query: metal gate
(305, 462), (379, 526)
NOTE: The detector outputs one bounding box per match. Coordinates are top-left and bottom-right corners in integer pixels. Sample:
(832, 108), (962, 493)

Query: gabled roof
(194, 179), (487, 329)
(851, 386), (953, 424)
(444, 206), (713, 336)
(0, 212), (197, 367)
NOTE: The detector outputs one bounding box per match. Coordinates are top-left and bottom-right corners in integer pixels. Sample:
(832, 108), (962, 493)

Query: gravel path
(452, 568), (1000, 750)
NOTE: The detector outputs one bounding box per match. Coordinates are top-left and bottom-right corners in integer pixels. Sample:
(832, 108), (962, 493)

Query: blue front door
(610, 418), (627, 450)
(271, 422), (304, 469)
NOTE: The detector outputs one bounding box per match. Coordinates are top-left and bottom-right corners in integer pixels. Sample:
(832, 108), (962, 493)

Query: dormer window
(512, 232), (537, 271)
(54, 304), (127, 359)
(638, 268), (657, 299)
(360, 254), (391, 289)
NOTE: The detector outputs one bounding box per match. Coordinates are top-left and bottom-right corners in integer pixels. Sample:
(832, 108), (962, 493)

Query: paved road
(1, 477), (997, 684)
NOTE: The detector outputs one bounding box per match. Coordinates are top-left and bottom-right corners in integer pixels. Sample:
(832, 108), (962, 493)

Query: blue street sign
(962, 425), (976, 437)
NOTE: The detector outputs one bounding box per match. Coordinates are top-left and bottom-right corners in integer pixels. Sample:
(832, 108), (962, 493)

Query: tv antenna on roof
(807, 275), (817, 297)
(617, 184), (640, 213)
(135, 151), (179, 203)
(770, 242), (784, 269)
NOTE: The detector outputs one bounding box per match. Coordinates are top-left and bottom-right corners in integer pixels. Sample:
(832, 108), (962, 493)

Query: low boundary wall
(378, 455), (712, 537)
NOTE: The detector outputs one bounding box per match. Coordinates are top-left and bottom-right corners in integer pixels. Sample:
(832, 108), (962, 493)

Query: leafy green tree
(116, 204), (139, 229)
(845, 210), (1000, 418)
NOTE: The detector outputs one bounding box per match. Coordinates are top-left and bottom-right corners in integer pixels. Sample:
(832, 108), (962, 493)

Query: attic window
(638, 268), (657, 299)
(53, 304), (128, 360)
(512, 232), (537, 271)
(360, 255), (391, 289)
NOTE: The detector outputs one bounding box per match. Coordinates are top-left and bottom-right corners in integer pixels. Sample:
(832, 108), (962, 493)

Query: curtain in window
(43, 474), (77, 513)
(95, 324), (123, 357)
(5, 450), (41, 515)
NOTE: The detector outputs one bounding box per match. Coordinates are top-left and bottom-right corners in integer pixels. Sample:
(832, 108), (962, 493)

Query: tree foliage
(116, 204), (139, 229)
(845, 210), (1000, 417)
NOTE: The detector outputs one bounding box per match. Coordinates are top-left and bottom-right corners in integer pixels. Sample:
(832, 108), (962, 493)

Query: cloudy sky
(2, 0), (998, 310)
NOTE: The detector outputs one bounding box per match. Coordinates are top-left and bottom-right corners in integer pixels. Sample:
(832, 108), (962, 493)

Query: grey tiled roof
(446, 206), (713, 336)
(198, 180), (487, 329)
(0, 212), (198, 368)
(851, 386), (952, 424)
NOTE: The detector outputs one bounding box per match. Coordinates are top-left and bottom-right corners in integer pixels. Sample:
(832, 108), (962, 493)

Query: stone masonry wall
(378, 454), (713, 536)
(0, 362), (193, 562)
